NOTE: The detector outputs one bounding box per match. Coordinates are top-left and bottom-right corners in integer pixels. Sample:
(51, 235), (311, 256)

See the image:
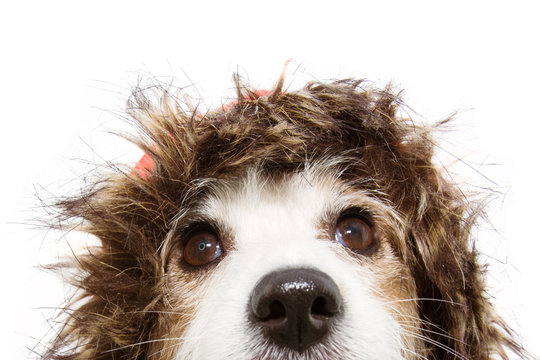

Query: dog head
(44, 78), (524, 359)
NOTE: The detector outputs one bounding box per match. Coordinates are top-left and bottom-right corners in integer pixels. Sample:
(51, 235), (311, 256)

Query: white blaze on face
(172, 167), (411, 360)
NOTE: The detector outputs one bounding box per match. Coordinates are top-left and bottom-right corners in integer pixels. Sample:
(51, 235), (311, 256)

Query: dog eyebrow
(167, 204), (236, 252)
(317, 193), (373, 232)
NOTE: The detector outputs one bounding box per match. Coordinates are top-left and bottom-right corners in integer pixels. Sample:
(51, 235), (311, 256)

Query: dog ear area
(403, 163), (527, 360)
(41, 102), (196, 360)
(41, 176), (173, 360)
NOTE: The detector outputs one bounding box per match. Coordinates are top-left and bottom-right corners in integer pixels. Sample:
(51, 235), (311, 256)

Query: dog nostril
(249, 268), (342, 353)
(265, 300), (287, 321)
(311, 296), (333, 318)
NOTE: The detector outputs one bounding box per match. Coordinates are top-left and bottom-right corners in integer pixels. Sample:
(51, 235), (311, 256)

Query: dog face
(44, 78), (524, 360)
(160, 167), (418, 359)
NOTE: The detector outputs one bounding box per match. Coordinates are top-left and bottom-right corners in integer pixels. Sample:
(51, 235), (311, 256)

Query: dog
(43, 76), (525, 359)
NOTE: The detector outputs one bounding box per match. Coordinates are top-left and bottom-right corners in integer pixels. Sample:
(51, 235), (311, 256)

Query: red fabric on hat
(133, 152), (154, 180)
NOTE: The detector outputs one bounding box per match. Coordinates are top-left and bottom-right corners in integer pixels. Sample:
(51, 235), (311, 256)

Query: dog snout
(249, 268), (343, 353)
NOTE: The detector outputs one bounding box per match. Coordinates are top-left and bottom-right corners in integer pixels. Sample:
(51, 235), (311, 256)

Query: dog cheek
(372, 251), (423, 356)
(150, 265), (218, 359)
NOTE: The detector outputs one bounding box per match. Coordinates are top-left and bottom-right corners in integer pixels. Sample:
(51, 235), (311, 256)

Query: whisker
(400, 346), (429, 360)
(400, 322), (465, 345)
(101, 338), (185, 353)
(384, 297), (465, 307)
(402, 330), (467, 360)
(147, 340), (183, 358)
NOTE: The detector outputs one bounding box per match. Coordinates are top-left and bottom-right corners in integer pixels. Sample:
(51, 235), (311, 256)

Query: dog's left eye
(335, 213), (375, 252)
(183, 229), (222, 266)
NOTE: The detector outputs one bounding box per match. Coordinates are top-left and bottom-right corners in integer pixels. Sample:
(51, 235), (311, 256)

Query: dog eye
(183, 229), (222, 266)
(335, 214), (375, 251)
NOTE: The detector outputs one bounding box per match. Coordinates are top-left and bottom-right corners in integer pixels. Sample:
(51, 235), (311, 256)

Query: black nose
(249, 268), (343, 353)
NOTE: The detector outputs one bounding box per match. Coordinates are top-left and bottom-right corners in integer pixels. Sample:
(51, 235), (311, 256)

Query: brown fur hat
(44, 76), (525, 359)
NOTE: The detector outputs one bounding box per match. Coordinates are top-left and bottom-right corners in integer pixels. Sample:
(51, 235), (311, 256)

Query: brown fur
(43, 76), (525, 359)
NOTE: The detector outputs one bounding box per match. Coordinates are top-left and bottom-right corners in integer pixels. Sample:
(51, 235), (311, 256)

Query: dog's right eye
(183, 228), (222, 267)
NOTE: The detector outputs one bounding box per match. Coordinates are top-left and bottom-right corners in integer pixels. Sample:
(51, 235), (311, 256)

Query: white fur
(172, 167), (408, 360)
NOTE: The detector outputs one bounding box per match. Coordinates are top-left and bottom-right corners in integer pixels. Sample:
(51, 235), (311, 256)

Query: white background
(1, 1), (538, 358)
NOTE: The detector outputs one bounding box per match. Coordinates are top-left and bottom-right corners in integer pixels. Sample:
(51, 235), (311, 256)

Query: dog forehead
(203, 170), (344, 246)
